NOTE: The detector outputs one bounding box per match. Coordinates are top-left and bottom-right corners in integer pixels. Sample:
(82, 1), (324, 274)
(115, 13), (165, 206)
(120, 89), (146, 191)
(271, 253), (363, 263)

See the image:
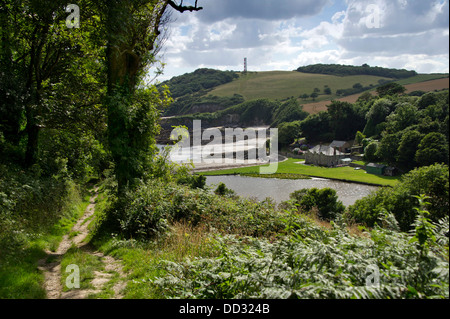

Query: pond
(205, 175), (379, 207)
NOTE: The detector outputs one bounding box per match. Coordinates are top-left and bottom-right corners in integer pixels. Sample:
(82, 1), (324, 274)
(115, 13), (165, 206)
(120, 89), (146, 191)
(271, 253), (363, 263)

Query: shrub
(98, 179), (288, 240)
(290, 188), (345, 221)
(347, 164), (449, 231)
(214, 183), (235, 197)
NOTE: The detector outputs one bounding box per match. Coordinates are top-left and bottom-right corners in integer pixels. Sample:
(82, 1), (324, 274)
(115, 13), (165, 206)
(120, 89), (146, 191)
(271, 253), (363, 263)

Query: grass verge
(0, 183), (92, 299)
(92, 222), (218, 299)
(199, 158), (400, 187)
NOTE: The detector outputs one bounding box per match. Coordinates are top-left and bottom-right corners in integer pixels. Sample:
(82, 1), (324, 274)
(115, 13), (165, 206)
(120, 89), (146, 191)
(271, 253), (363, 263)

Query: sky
(151, 0), (449, 82)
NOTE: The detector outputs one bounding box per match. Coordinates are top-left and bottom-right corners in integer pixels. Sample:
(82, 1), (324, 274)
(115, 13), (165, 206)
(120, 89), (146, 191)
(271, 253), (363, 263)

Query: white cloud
(155, 0), (449, 81)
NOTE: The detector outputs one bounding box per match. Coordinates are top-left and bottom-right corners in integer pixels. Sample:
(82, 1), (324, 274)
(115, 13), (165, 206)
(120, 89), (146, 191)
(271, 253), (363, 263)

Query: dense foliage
(95, 177), (287, 241)
(164, 93), (245, 116)
(159, 68), (239, 100)
(171, 97), (309, 138)
(297, 64), (417, 79)
(289, 187), (345, 221)
(298, 89), (449, 173)
(347, 164), (449, 231)
(150, 192), (448, 299)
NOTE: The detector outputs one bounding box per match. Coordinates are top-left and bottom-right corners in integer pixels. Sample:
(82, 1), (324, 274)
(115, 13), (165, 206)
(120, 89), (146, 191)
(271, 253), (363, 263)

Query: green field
(393, 73), (449, 86)
(208, 71), (392, 102)
(200, 158), (400, 187)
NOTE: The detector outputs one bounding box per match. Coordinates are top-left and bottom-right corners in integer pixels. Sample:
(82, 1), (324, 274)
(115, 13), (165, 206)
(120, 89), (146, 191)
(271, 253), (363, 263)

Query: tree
(271, 98), (308, 127)
(103, 0), (202, 193)
(354, 131), (366, 146)
(348, 164), (449, 231)
(278, 121), (301, 146)
(310, 92), (319, 101)
(353, 83), (363, 90)
(376, 132), (401, 165)
(0, 0), (106, 168)
(363, 98), (393, 137)
(327, 100), (365, 141)
(363, 142), (379, 162)
(385, 103), (418, 133)
(415, 132), (449, 167)
(299, 112), (333, 142)
(376, 82), (406, 97)
(290, 188), (345, 221)
(396, 130), (423, 172)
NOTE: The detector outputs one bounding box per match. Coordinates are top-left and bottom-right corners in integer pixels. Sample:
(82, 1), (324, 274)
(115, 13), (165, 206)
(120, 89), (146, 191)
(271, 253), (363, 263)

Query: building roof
(308, 145), (345, 156)
(329, 140), (348, 148)
(366, 163), (386, 168)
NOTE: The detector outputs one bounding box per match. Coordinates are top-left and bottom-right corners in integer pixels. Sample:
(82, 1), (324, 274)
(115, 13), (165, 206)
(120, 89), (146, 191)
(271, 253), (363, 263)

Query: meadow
(209, 71), (390, 102)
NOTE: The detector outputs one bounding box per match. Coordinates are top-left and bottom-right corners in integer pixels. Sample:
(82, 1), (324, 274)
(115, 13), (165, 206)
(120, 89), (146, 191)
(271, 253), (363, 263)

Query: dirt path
(37, 187), (126, 299)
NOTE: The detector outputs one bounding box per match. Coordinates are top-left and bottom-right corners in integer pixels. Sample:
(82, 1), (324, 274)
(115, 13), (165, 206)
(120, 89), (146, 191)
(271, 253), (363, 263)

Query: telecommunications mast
(244, 57), (247, 73)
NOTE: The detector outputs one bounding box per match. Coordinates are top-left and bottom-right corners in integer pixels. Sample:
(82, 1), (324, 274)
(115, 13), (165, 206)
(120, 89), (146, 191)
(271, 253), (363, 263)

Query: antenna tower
(244, 57), (247, 73)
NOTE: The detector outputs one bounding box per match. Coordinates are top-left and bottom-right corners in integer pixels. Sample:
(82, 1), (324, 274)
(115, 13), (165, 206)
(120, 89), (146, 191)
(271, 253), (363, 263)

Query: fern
(153, 209), (449, 299)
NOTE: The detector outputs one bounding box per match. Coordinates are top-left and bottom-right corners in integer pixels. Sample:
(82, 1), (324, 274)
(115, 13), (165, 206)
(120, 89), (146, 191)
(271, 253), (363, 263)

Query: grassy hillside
(162, 67), (448, 118)
(208, 71), (391, 102)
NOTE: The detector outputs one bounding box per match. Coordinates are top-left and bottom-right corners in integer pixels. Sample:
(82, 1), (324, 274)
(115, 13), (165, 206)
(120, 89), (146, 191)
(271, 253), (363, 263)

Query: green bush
(290, 188), (345, 221)
(97, 179), (288, 241)
(347, 164), (449, 231)
(214, 183), (236, 197)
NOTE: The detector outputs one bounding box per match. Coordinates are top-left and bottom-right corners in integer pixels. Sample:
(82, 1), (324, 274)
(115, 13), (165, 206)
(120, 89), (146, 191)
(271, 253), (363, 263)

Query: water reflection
(205, 175), (379, 207)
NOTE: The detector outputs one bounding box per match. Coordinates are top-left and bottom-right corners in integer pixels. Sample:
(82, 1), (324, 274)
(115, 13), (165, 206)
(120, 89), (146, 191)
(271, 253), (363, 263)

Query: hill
(208, 70), (391, 102)
(160, 65), (448, 117)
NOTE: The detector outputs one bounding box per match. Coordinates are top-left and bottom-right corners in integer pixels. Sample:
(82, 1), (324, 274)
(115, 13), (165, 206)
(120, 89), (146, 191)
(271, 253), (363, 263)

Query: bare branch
(167, 0), (203, 13)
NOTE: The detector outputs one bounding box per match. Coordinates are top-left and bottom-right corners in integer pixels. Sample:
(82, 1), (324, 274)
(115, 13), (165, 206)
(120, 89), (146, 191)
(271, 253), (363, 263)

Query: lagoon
(205, 175), (379, 207)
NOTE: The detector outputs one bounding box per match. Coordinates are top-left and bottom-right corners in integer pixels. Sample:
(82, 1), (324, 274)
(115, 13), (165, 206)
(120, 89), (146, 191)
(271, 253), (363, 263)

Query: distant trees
(299, 112), (333, 142)
(160, 68), (239, 99)
(271, 98), (308, 127)
(376, 83), (407, 97)
(327, 101), (365, 141)
(297, 63), (417, 79)
(415, 132), (449, 166)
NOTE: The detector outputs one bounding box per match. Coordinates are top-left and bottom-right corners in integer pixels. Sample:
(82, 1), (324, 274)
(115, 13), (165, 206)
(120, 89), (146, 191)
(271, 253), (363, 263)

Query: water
(205, 175), (379, 207)
(158, 143), (379, 207)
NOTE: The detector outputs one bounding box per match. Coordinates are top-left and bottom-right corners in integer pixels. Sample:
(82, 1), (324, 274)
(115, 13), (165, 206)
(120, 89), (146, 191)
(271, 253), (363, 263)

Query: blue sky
(152, 0), (449, 81)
